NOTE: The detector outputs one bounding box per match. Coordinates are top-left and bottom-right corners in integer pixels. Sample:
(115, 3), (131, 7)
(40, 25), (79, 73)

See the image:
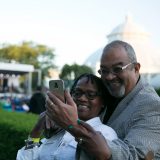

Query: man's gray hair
(103, 40), (137, 63)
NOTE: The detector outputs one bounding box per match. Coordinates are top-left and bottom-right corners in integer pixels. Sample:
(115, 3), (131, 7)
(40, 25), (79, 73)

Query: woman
(17, 73), (117, 160)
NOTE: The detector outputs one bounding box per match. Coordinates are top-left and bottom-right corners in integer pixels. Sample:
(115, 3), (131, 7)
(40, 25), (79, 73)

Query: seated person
(16, 73), (117, 160)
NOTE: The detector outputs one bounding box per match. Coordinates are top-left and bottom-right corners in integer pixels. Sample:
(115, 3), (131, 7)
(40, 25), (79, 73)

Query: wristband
(67, 119), (82, 130)
(25, 136), (40, 150)
(67, 119), (81, 129)
(77, 119), (81, 124)
(26, 136), (40, 143)
(32, 138), (40, 143)
(67, 124), (74, 129)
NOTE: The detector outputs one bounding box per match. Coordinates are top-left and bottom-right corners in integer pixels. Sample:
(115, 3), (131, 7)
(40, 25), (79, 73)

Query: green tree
(59, 63), (93, 80)
(59, 63), (93, 88)
(0, 41), (56, 86)
(156, 88), (160, 96)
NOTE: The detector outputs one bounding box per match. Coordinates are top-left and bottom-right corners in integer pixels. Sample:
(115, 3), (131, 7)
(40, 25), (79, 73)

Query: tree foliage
(0, 41), (56, 77)
(156, 88), (160, 96)
(59, 63), (93, 80)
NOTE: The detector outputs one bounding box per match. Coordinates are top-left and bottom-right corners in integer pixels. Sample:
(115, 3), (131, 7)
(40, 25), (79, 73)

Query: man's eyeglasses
(98, 62), (133, 76)
(72, 90), (101, 100)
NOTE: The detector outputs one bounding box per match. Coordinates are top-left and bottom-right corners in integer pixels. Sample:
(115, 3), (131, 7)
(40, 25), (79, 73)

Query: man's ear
(134, 62), (140, 73)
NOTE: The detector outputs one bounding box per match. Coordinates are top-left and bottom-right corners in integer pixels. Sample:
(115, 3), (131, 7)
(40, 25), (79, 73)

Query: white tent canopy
(0, 62), (34, 95)
(0, 62), (34, 74)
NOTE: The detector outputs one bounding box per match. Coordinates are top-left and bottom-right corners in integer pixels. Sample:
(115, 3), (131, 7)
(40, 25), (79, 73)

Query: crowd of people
(16, 40), (160, 160)
(0, 85), (46, 114)
(0, 96), (30, 112)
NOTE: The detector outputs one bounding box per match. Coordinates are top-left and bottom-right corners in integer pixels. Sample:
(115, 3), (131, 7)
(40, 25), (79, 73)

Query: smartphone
(49, 79), (65, 102)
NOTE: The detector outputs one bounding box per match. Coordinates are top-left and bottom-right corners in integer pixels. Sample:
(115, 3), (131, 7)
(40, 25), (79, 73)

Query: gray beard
(107, 85), (125, 98)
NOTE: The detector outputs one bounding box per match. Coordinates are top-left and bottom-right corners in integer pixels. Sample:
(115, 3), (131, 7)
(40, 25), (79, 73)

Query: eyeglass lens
(72, 90), (100, 100)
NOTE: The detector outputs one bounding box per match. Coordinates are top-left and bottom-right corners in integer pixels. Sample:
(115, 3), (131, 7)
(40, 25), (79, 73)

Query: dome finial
(125, 12), (133, 22)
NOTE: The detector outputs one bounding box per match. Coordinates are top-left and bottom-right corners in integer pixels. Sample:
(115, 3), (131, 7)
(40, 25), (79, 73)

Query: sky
(0, 0), (159, 69)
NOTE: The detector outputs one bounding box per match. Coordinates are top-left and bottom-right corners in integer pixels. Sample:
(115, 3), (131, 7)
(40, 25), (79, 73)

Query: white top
(16, 117), (118, 160)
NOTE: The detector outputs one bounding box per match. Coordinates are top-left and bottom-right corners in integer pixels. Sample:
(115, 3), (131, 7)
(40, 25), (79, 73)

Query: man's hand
(74, 120), (112, 160)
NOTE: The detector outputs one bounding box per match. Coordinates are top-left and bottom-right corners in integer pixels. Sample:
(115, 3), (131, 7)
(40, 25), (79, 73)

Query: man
(46, 40), (160, 159)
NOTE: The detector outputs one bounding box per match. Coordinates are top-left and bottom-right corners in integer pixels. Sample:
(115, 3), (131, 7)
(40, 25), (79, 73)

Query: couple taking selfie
(17, 40), (160, 160)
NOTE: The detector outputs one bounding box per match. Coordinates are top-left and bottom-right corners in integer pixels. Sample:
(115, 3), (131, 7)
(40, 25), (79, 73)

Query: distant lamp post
(70, 71), (75, 80)
(34, 69), (42, 86)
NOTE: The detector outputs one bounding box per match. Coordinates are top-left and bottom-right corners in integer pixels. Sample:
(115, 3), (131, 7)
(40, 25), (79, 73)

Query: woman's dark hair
(70, 73), (110, 108)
